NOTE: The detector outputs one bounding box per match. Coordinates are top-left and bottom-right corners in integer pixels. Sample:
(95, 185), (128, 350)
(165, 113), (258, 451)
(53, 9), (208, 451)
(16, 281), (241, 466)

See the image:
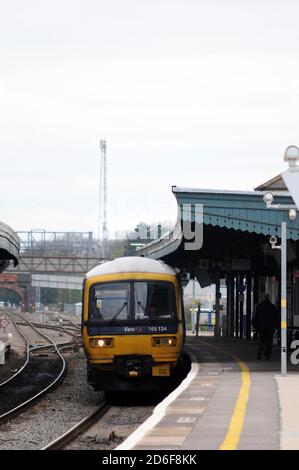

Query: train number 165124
(148, 325), (167, 332)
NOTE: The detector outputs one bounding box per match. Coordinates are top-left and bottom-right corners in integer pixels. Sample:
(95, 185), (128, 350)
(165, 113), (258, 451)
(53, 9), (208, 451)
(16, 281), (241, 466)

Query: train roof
(86, 256), (177, 279)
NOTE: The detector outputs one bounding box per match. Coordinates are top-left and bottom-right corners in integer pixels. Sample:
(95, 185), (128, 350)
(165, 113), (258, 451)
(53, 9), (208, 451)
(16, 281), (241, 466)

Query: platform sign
(0, 318), (9, 329)
(213, 305), (223, 310)
(281, 169), (299, 209)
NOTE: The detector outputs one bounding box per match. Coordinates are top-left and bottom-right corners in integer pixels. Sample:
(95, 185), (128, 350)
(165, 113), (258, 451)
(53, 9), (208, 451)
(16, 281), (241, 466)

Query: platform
(118, 335), (299, 450)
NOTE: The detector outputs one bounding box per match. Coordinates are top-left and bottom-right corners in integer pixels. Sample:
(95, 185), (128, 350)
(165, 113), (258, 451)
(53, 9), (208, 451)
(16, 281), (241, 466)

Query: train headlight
(90, 338), (114, 348)
(152, 337), (176, 347)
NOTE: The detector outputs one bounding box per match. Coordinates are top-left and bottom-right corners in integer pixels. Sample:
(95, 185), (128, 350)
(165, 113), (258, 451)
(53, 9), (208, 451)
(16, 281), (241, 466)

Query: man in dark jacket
(252, 295), (280, 360)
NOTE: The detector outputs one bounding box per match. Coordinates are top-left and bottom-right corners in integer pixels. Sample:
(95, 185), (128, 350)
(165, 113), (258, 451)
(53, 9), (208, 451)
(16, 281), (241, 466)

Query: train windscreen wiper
(137, 300), (146, 313)
(109, 302), (128, 324)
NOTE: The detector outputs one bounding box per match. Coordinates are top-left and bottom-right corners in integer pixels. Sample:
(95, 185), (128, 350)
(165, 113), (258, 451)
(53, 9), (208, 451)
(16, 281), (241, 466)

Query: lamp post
(263, 145), (299, 376)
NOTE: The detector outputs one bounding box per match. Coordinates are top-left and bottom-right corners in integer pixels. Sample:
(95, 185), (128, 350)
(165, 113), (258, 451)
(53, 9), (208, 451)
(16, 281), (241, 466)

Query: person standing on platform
(252, 294), (280, 360)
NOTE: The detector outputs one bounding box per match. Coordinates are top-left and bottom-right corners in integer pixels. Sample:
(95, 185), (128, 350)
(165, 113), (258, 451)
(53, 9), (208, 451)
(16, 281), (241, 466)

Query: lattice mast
(98, 139), (108, 257)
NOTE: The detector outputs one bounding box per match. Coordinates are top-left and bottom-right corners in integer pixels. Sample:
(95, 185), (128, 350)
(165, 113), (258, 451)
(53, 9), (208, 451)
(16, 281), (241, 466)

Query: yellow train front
(82, 256), (185, 391)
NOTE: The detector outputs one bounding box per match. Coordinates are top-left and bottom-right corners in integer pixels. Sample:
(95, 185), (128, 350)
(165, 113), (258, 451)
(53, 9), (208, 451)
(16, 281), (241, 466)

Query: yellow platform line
(196, 340), (251, 450)
(219, 355), (251, 450)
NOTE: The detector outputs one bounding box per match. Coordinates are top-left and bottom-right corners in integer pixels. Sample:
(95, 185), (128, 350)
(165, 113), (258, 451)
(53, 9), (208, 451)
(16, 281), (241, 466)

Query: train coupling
(115, 355), (152, 378)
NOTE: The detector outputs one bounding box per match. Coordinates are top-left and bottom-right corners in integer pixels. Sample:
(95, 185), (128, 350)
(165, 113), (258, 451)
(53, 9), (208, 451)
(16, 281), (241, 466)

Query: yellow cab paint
(82, 272), (183, 365)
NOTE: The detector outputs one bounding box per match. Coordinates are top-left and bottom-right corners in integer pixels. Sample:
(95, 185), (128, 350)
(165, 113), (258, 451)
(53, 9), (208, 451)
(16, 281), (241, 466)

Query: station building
(140, 175), (299, 341)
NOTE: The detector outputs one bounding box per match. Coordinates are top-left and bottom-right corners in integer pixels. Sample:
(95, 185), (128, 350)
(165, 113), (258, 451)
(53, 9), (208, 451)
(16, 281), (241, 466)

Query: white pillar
(0, 341), (5, 365)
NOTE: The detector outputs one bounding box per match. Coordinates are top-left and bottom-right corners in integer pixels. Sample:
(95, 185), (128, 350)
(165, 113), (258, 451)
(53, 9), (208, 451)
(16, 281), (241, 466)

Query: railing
(16, 230), (96, 256)
(6, 255), (104, 275)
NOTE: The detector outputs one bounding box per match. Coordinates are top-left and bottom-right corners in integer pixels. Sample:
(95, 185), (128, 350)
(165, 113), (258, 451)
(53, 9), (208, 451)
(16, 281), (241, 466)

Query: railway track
(0, 313), (70, 422)
(0, 311), (189, 450)
(15, 320), (81, 338)
(47, 312), (81, 331)
(41, 402), (111, 450)
(0, 317), (30, 390)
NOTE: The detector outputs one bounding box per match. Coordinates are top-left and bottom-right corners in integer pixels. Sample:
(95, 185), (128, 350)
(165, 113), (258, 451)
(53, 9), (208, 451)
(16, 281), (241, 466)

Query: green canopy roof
(174, 187), (299, 240)
(140, 187), (299, 260)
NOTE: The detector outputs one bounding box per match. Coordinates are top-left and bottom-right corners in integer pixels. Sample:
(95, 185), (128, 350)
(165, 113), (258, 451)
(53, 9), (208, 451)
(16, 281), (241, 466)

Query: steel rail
(15, 321), (79, 337)
(0, 314), (69, 422)
(0, 318), (30, 390)
(41, 402), (110, 450)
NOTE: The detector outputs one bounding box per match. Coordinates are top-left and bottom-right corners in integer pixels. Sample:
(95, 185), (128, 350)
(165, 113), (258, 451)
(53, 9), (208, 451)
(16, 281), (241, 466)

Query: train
(81, 256), (186, 391)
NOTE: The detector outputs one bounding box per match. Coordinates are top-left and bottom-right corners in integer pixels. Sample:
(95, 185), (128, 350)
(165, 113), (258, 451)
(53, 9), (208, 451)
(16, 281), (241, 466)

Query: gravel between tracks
(0, 351), (100, 450)
(0, 312), (167, 450)
(0, 351), (25, 384)
(65, 399), (155, 450)
(0, 314), (74, 384)
(0, 351), (156, 450)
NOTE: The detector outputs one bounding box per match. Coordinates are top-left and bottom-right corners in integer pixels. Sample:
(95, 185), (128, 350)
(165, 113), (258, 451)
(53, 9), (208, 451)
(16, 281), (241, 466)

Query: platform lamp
(263, 145), (299, 376)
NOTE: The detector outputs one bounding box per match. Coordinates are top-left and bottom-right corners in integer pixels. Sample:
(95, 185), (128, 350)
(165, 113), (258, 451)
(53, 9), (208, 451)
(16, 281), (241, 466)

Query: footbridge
(1, 230), (104, 307)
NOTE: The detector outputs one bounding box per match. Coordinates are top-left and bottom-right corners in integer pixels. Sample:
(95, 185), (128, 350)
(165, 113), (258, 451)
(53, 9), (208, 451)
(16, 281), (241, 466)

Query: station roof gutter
(139, 186), (299, 260)
(0, 221), (20, 272)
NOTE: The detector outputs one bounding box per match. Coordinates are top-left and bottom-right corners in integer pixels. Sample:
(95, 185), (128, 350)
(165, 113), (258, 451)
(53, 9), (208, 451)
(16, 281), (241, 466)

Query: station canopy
(139, 177), (299, 284)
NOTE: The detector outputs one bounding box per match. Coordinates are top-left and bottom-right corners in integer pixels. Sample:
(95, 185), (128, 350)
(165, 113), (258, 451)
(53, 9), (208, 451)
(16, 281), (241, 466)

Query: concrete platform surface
(118, 335), (299, 450)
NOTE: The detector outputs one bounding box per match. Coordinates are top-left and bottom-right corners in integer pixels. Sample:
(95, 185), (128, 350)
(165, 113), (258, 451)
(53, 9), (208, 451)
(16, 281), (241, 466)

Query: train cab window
(134, 281), (176, 320)
(89, 283), (130, 322)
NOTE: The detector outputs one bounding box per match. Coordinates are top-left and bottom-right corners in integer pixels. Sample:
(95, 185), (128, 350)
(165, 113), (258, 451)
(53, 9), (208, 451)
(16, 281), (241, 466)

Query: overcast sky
(1, 0), (299, 237)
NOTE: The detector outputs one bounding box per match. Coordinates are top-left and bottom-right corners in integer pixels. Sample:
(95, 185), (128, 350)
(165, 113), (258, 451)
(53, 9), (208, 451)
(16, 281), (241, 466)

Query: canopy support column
(235, 274), (240, 338)
(239, 275), (245, 339)
(214, 277), (221, 338)
(246, 274), (252, 340)
(227, 272), (235, 337)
